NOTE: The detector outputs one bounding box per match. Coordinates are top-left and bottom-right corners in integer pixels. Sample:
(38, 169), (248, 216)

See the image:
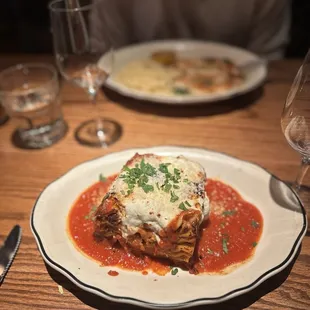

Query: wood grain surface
(0, 55), (309, 310)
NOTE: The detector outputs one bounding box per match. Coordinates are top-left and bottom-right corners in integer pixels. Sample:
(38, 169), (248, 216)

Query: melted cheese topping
(114, 57), (244, 96)
(110, 155), (210, 237)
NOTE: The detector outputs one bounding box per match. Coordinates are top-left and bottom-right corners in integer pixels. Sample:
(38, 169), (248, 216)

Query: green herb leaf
(102, 193), (109, 201)
(174, 168), (181, 176)
(222, 210), (236, 216)
(131, 167), (143, 178)
(159, 163), (169, 174)
(207, 248), (214, 254)
(173, 185), (180, 189)
(179, 202), (188, 211)
(138, 174), (149, 187)
(183, 179), (189, 183)
(171, 268), (178, 275)
(163, 183), (172, 193)
(141, 160), (156, 176)
(127, 183), (135, 190)
(84, 205), (97, 221)
(170, 191), (179, 203)
(252, 242), (258, 247)
(241, 226), (245, 232)
(222, 237), (229, 254)
(140, 158), (146, 170)
(185, 201), (191, 207)
(156, 182), (160, 190)
(142, 184), (154, 193)
(99, 173), (106, 182)
(251, 220), (259, 228)
(173, 87), (190, 95)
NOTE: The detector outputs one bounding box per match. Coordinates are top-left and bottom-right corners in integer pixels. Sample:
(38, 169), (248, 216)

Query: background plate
(99, 41), (267, 105)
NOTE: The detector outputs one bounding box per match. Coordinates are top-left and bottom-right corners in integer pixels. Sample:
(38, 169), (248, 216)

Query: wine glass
(49, 0), (121, 147)
(281, 49), (310, 191)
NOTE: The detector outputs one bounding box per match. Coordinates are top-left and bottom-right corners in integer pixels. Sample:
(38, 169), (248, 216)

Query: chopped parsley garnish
(185, 201), (191, 207)
(170, 191), (179, 203)
(138, 174), (148, 187)
(222, 210), (236, 216)
(241, 226), (245, 232)
(163, 183), (172, 193)
(183, 179), (189, 183)
(173, 87), (190, 95)
(141, 184), (154, 193)
(99, 173), (106, 182)
(251, 220), (259, 228)
(84, 205), (97, 221)
(171, 268), (178, 275)
(121, 160), (183, 198)
(174, 168), (181, 176)
(207, 248), (214, 255)
(252, 242), (258, 247)
(141, 159), (156, 176)
(170, 170), (181, 183)
(121, 159), (156, 194)
(179, 202), (188, 211)
(159, 163), (169, 174)
(222, 236), (229, 254)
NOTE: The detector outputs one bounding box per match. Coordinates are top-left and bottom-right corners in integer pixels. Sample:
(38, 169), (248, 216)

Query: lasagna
(94, 153), (210, 266)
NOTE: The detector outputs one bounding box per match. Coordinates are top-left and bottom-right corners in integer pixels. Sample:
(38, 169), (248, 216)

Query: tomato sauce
(68, 176), (263, 276)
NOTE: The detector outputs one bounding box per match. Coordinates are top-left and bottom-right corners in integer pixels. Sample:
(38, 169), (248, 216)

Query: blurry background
(0, 0), (309, 57)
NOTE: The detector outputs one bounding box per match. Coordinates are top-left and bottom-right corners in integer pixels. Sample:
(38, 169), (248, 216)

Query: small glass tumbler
(0, 63), (68, 149)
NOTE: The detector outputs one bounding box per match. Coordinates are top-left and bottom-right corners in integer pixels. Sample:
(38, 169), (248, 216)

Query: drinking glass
(281, 49), (310, 191)
(49, 0), (121, 147)
(0, 63), (68, 149)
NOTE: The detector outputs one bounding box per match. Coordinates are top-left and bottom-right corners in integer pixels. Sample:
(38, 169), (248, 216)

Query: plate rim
(101, 40), (268, 105)
(30, 145), (307, 309)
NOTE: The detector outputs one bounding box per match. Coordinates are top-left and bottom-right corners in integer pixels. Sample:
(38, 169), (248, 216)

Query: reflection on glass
(281, 49), (310, 191)
(49, 0), (121, 147)
(0, 63), (67, 149)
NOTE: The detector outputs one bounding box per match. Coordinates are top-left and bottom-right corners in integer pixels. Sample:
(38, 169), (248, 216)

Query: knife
(0, 225), (22, 284)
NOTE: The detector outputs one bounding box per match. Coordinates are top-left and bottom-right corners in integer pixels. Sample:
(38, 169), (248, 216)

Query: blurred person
(91, 0), (291, 60)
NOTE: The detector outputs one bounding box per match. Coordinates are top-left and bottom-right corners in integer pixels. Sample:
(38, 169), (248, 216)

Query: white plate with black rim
(98, 40), (267, 105)
(30, 146), (307, 309)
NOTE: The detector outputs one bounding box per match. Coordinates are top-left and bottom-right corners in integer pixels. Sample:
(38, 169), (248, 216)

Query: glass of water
(0, 63), (68, 149)
(49, 0), (121, 148)
(281, 49), (310, 191)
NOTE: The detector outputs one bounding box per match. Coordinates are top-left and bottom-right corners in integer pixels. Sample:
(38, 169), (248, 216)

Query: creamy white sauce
(110, 155), (210, 238)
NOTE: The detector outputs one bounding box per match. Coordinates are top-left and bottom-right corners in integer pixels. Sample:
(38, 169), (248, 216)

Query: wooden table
(0, 55), (309, 310)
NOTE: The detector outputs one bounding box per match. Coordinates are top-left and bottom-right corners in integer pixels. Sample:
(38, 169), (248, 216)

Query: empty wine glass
(281, 49), (310, 191)
(49, 0), (121, 147)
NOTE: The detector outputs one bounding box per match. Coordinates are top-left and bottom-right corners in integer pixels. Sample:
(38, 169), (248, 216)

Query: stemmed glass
(49, 0), (121, 147)
(281, 49), (310, 192)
